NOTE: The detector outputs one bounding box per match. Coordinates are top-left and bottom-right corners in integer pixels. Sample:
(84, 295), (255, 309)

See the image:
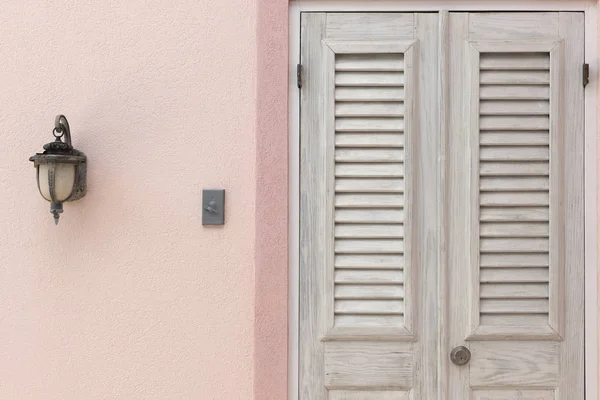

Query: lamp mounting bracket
(54, 115), (72, 146)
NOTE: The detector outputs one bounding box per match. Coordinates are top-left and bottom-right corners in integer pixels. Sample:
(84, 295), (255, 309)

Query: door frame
(288, 2), (598, 399)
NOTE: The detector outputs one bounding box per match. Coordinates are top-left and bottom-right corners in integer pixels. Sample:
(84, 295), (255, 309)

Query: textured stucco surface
(0, 1), (256, 398)
(255, 0), (289, 399)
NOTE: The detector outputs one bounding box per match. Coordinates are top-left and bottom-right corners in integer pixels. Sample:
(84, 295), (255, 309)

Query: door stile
(415, 12), (441, 400)
(438, 9), (450, 400)
(446, 12), (471, 400)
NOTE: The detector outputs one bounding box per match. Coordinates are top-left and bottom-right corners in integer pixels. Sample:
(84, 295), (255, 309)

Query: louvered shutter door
(446, 12), (584, 399)
(300, 11), (584, 400)
(300, 13), (440, 400)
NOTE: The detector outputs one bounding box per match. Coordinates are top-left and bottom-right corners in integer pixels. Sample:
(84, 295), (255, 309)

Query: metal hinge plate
(297, 64), (303, 89)
(583, 63), (590, 87)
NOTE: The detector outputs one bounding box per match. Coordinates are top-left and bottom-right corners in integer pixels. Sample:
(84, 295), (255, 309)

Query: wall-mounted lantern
(29, 115), (87, 224)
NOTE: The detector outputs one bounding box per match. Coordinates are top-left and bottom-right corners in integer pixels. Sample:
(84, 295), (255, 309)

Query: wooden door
(299, 11), (585, 400)
(444, 12), (585, 399)
(299, 13), (440, 400)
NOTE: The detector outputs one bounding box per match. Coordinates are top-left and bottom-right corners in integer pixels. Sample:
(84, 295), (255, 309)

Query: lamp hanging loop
(52, 128), (63, 139)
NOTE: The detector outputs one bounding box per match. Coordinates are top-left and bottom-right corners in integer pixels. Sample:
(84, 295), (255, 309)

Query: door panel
(446, 12), (584, 399)
(300, 12), (439, 400)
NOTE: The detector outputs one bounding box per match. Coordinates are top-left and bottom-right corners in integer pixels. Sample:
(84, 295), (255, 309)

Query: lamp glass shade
(38, 163), (76, 202)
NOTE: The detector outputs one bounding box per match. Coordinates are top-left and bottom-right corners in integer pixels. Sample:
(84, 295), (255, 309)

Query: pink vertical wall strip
(255, 1), (290, 399)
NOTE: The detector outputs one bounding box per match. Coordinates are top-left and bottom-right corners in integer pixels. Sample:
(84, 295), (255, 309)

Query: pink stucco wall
(0, 1), (256, 398)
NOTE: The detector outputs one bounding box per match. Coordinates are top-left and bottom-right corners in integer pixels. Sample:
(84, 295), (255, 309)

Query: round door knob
(450, 346), (471, 366)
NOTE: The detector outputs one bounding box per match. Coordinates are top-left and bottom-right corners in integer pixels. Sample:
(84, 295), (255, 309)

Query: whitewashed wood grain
(335, 239), (404, 254)
(334, 315), (405, 328)
(480, 192), (549, 207)
(480, 85), (549, 100)
(299, 13), (327, 400)
(480, 238), (549, 252)
(335, 133), (405, 149)
(326, 40), (415, 54)
(480, 70), (550, 85)
(480, 176), (549, 191)
(334, 284), (404, 300)
(479, 222), (549, 237)
(548, 41), (565, 341)
(323, 38), (338, 338)
(335, 71), (404, 87)
(302, 14), (422, 400)
(480, 161), (549, 176)
(335, 299), (404, 315)
(479, 132), (550, 146)
(329, 390), (410, 400)
(437, 11), (450, 397)
(468, 40), (483, 339)
(480, 267), (549, 283)
(335, 178), (404, 193)
(335, 194), (404, 208)
(334, 254), (404, 269)
(336, 87), (405, 102)
(335, 118), (404, 133)
(480, 253), (549, 267)
(557, 12), (585, 398)
(336, 163), (405, 178)
(468, 322), (561, 340)
(323, 326), (412, 341)
(324, 342), (414, 388)
(479, 100), (550, 115)
(480, 283), (549, 299)
(336, 102), (405, 118)
(335, 53), (404, 72)
(480, 115), (550, 131)
(479, 207), (549, 222)
(334, 269), (404, 285)
(335, 148), (404, 163)
(326, 13), (415, 40)
(469, 12), (559, 40)
(396, 35), (417, 341)
(480, 53), (550, 70)
(300, 11), (584, 400)
(407, 14), (440, 398)
(479, 314), (550, 327)
(479, 146), (549, 161)
(480, 299), (549, 314)
(445, 12), (471, 399)
(469, 342), (559, 387)
(335, 224), (404, 239)
(472, 389), (554, 400)
(335, 209), (404, 224)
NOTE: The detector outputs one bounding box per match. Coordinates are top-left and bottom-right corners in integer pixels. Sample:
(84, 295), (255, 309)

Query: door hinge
(297, 64), (303, 89)
(583, 63), (590, 87)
